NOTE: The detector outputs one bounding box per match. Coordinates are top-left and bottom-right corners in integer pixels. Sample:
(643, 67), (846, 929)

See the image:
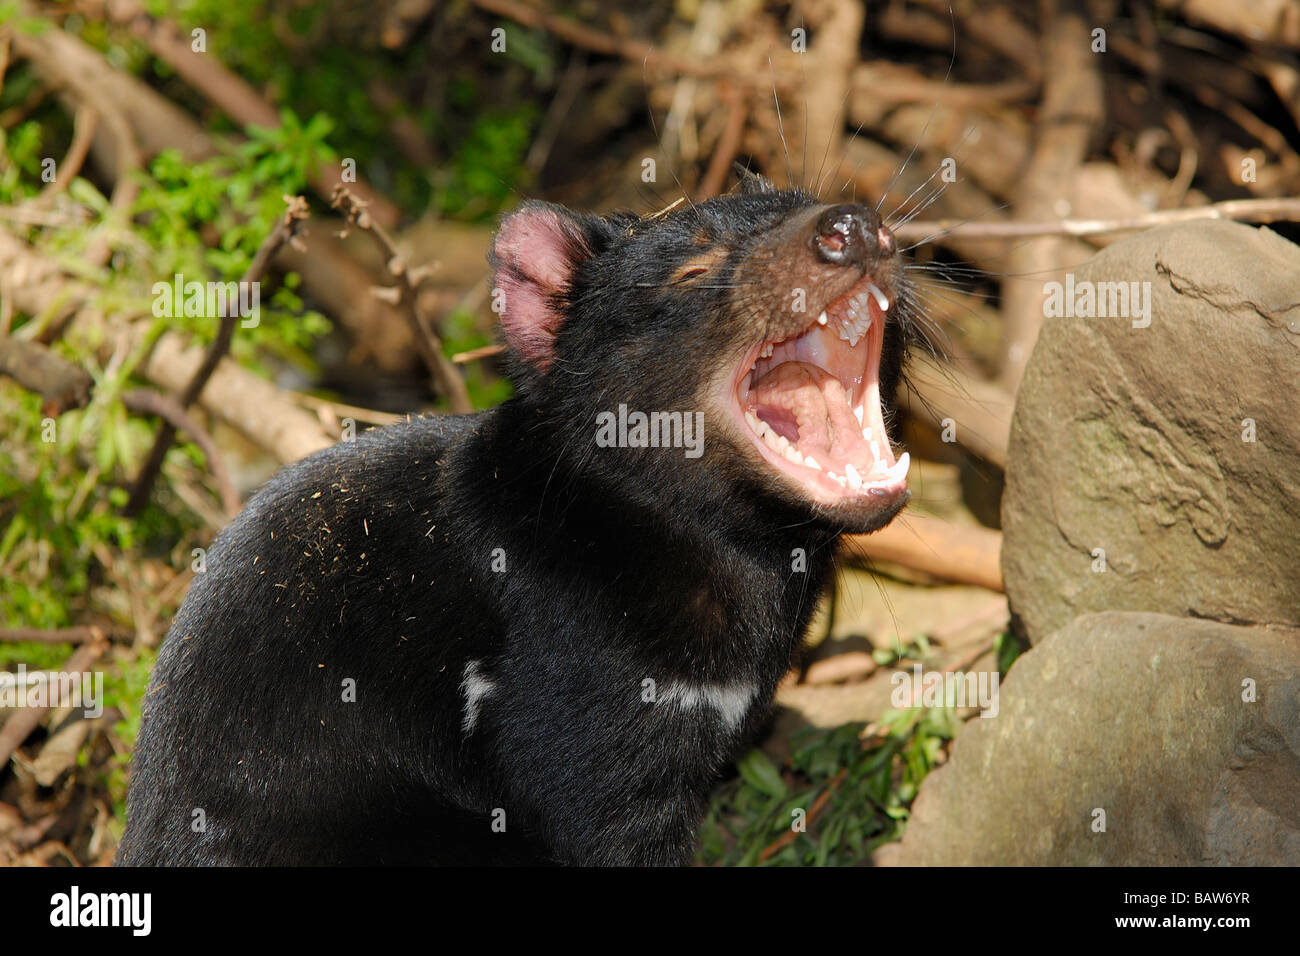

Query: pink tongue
(749, 361), (862, 454)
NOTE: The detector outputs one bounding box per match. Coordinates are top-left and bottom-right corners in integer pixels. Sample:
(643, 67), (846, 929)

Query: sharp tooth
(853, 405), (864, 425)
(816, 311), (828, 326)
(862, 426), (872, 441)
(844, 463), (862, 489)
(892, 452), (911, 477)
(745, 411), (761, 431)
(804, 456), (821, 470)
(866, 282), (890, 312)
(870, 440), (881, 460)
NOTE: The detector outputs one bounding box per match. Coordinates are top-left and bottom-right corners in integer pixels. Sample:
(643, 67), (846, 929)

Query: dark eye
(673, 266), (709, 284)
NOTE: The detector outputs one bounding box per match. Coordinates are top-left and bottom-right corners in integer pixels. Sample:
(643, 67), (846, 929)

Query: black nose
(812, 204), (883, 267)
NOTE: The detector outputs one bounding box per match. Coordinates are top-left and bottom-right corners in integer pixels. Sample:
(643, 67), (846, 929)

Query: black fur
(116, 185), (909, 866)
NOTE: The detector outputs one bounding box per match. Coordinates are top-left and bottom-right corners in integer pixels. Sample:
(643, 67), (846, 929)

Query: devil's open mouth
(729, 274), (909, 506)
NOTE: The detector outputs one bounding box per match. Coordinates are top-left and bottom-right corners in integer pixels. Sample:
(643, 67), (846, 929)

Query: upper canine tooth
(866, 282), (890, 312)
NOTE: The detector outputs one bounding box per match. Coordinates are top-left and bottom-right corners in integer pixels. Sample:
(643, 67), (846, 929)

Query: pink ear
(490, 204), (591, 371)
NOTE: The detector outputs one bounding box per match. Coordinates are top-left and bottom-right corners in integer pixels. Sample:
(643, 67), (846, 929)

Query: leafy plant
(697, 706), (958, 866)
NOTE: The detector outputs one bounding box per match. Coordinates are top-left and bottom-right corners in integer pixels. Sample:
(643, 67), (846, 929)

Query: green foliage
(995, 629), (1024, 676)
(0, 98), (337, 634)
(698, 706), (958, 866)
(433, 106), (538, 219)
(135, 122), (334, 369)
(99, 647), (158, 829)
(871, 631), (932, 668)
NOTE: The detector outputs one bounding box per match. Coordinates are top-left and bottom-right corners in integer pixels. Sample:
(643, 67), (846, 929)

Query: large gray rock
(1002, 221), (1300, 642)
(896, 611), (1300, 865)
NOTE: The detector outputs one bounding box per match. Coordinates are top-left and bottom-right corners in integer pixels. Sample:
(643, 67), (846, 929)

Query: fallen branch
(125, 196), (310, 515)
(998, 4), (1103, 394)
(0, 626), (106, 645)
(331, 186), (473, 413)
(0, 639), (107, 768)
(803, 651), (878, 686)
(0, 337), (92, 415)
(842, 512), (1003, 593)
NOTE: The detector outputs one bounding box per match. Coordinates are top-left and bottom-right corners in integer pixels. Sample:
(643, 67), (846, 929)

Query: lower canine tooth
(844, 463), (862, 489)
(816, 311), (828, 326)
(866, 282), (890, 312)
(853, 405), (864, 425)
(804, 456), (821, 470)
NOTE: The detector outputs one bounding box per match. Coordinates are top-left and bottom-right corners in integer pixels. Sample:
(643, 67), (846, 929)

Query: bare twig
(330, 186), (473, 413)
(697, 85), (747, 200)
(0, 229), (334, 464)
(451, 342), (506, 365)
(0, 626), (105, 645)
(32, 105), (97, 205)
(289, 392), (407, 426)
(121, 388), (239, 518)
(125, 196), (310, 516)
(896, 196), (1300, 243)
(758, 768), (849, 862)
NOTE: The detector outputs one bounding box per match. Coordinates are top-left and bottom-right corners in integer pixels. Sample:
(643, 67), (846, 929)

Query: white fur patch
(460, 660), (495, 734)
(659, 680), (756, 730)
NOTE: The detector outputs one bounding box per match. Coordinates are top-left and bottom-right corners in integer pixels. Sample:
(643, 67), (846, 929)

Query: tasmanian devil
(116, 171), (915, 866)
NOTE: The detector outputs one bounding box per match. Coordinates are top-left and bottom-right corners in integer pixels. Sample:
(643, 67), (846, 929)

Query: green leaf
(736, 749), (787, 799)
